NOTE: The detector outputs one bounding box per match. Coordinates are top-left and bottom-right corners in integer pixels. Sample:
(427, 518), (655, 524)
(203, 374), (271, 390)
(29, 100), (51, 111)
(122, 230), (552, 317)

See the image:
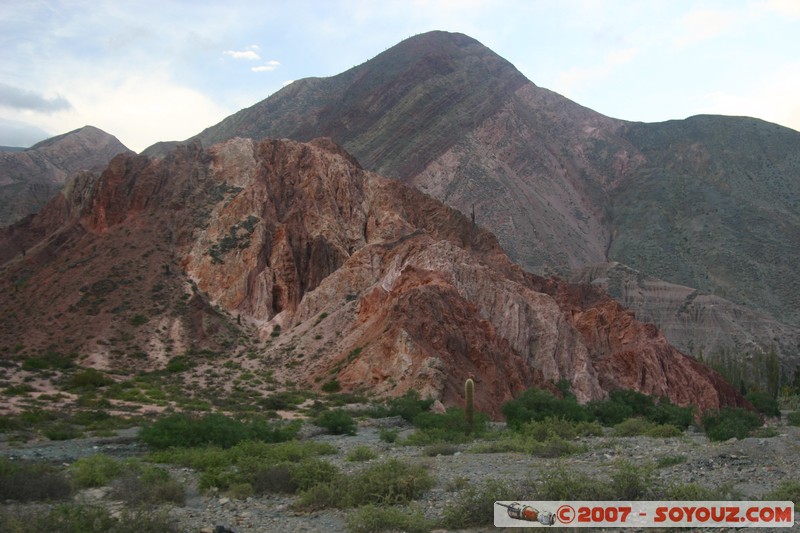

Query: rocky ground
(1, 416), (799, 533)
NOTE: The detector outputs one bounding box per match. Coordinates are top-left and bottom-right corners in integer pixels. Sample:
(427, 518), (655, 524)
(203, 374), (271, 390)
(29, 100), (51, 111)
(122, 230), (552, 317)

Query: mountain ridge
(0, 137), (748, 416)
(145, 30), (799, 381)
(0, 125), (132, 226)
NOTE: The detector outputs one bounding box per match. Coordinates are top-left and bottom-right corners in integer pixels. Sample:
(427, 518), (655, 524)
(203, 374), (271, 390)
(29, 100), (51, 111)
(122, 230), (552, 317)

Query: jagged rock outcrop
(154, 30), (800, 377)
(0, 126), (132, 226)
(0, 137), (749, 416)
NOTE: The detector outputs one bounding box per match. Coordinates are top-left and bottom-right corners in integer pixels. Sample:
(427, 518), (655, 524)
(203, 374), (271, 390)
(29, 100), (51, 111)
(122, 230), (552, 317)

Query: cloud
(0, 118), (51, 147)
(223, 45), (261, 60)
(251, 60), (281, 73)
(0, 83), (73, 113)
(675, 8), (739, 48)
(757, 0), (800, 18)
(556, 47), (639, 93)
(696, 62), (800, 133)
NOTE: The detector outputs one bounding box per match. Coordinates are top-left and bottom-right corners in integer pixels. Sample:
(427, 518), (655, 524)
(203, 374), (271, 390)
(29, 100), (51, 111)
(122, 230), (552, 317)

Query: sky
(1, 0), (799, 152)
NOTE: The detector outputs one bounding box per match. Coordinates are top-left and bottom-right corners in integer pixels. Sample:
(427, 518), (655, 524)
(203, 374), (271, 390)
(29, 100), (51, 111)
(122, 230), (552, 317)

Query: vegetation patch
(0, 457), (72, 502)
(139, 413), (299, 449)
(345, 504), (432, 533)
(294, 459), (434, 510)
(701, 407), (762, 441)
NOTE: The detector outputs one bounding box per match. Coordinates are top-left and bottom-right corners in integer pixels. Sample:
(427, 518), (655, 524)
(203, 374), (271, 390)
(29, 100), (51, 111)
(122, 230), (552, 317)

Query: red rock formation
(0, 137), (749, 416)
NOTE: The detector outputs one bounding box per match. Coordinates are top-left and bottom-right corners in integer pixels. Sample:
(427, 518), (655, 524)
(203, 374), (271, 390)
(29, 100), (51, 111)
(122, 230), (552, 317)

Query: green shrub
(537, 468), (611, 500)
(21, 352), (75, 371)
(0, 458), (72, 501)
(321, 379), (342, 393)
(530, 437), (587, 457)
(69, 454), (122, 488)
(111, 465), (185, 506)
(63, 369), (113, 391)
(385, 390), (434, 422)
(665, 482), (717, 500)
(0, 504), (179, 533)
(746, 391), (781, 417)
(646, 400), (694, 429)
(764, 480), (800, 505)
(345, 505), (432, 533)
(502, 387), (589, 429)
(406, 408), (487, 443)
(130, 314), (149, 326)
(702, 408), (762, 441)
(440, 479), (519, 529)
(423, 443), (458, 456)
(295, 459), (434, 510)
(787, 411), (800, 426)
(644, 424), (683, 438)
(165, 356), (194, 373)
(609, 461), (655, 500)
(44, 422), (83, 440)
(656, 455), (687, 468)
(140, 413), (299, 449)
(347, 446), (378, 461)
(378, 428), (398, 443)
(613, 417), (654, 437)
(314, 409), (357, 435)
(589, 390), (693, 429)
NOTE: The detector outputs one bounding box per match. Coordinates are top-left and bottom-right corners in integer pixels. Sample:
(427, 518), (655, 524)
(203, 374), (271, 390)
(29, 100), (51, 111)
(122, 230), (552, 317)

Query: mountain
(149, 30), (800, 378)
(0, 137), (747, 416)
(0, 125), (132, 226)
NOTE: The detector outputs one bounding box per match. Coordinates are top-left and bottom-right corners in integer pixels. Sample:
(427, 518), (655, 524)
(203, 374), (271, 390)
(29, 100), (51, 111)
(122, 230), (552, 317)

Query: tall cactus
(465, 377), (475, 436)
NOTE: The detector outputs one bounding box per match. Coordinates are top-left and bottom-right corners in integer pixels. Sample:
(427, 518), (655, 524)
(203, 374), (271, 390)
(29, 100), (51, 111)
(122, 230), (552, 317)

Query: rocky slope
(0, 137), (748, 415)
(151, 31), (800, 378)
(0, 125), (132, 226)
(574, 262), (800, 376)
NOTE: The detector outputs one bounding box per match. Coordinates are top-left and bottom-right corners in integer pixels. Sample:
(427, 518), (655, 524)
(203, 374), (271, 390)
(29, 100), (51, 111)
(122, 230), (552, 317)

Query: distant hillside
(0, 137), (748, 415)
(0, 125), (132, 226)
(143, 31), (800, 377)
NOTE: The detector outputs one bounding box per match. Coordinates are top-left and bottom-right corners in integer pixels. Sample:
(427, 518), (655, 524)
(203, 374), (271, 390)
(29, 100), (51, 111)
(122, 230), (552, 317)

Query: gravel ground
(1, 419), (799, 532)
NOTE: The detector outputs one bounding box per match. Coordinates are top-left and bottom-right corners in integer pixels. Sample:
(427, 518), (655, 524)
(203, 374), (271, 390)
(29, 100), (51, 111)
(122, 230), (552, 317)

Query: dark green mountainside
(612, 116), (800, 325)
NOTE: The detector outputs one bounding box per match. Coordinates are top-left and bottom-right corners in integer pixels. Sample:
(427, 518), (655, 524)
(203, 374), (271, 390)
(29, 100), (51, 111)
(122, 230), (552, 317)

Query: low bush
(295, 459), (434, 510)
(440, 479), (519, 529)
(609, 461), (655, 500)
(645, 424), (683, 438)
(321, 379), (341, 393)
(111, 465), (185, 506)
(384, 390), (434, 422)
(251, 459), (338, 495)
(537, 468), (611, 500)
(347, 445), (378, 462)
(664, 482), (717, 500)
(378, 428), (399, 443)
(764, 480), (800, 505)
(656, 455), (687, 468)
(314, 409), (357, 435)
(405, 408), (488, 444)
(746, 391), (781, 417)
(150, 440), (337, 493)
(0, 504), (179, 533)
(702, 408), (762, 441)
(0, 458), (72, 501)
(139, 413), (299, 449)
(787, 411), (800, 426)
(613, 417), (653, 437)
(345, 504), (432, 533)
(502, 387), (589, 429)
(589, 390), (693, 429)
(423, 443), (458, 456)
(69, 454), (122, 488)
(63, 368), (113, 391)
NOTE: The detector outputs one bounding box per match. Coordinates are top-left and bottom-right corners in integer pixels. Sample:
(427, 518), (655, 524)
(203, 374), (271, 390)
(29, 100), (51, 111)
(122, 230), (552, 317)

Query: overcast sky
(1, 0), (799, 152)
